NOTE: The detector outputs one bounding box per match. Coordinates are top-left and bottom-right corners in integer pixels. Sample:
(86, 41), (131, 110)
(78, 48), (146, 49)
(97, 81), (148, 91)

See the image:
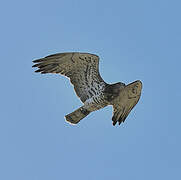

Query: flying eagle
(32, 52), (142, 126)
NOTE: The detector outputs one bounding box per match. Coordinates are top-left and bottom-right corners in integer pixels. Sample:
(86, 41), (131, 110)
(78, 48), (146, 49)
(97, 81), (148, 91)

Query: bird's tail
(65, 106), (90, 125)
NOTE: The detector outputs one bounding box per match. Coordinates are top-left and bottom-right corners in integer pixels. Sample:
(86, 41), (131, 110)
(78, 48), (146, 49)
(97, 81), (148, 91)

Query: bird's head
(126, 80), (142, 98)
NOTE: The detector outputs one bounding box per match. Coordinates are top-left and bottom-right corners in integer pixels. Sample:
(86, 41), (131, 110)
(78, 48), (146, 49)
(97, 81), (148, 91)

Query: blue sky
(0, 0), (181, 179)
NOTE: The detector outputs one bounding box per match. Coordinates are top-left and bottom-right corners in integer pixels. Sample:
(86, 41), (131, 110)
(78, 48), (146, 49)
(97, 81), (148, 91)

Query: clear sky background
(0, 0), (181, 179)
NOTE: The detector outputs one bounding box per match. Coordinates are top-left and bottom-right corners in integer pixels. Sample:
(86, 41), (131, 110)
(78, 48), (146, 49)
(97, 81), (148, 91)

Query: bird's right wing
(32, 52), (106, 102)
(111, 80), (142, 126)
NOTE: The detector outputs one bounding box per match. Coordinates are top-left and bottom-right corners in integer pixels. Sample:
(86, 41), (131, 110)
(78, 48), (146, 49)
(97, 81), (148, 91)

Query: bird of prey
(32, 52), (142, 126)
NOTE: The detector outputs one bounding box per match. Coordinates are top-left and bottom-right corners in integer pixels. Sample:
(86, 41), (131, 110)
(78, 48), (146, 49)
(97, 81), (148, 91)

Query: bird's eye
(132, 85), (138, 94)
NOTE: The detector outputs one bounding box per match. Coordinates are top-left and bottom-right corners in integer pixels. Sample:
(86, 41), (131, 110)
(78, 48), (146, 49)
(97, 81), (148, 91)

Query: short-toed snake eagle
(33, 52), (142, 126)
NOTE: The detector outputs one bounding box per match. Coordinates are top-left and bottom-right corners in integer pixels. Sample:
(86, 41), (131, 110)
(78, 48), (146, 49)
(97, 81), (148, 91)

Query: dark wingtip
(118, 117), (124, 125)
(118, 121), (124, 125)
(112, 116), (117, 126)
(33, 58), (44, 63)
(35, 69), (42, 73)
(32, 64), (38, 68)
(32, 60), (38, 63)
(123, 117), (126, 123)
(112, 121), (117, 126)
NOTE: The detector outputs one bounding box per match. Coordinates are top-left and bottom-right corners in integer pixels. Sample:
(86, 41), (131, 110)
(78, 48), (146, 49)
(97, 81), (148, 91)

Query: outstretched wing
(32, 52), (106, 102)
(111, 80), (142, 126)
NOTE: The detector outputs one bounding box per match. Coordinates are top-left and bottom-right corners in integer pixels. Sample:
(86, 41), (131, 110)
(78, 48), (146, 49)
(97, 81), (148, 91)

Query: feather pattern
(33, 52), (142, 126)
(33, 52), (106, 102)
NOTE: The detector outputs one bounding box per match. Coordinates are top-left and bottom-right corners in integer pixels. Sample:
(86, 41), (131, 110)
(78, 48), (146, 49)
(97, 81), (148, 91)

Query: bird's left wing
(32, 52), (106, 102)
(111, 80), (142, 126)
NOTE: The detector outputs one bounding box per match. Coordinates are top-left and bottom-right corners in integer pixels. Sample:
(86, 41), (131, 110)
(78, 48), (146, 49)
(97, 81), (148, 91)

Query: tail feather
(65, 107), (90, 125)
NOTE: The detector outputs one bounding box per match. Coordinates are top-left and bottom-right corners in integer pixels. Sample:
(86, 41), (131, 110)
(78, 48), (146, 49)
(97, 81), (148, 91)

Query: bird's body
(33, 52), (142, 126)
